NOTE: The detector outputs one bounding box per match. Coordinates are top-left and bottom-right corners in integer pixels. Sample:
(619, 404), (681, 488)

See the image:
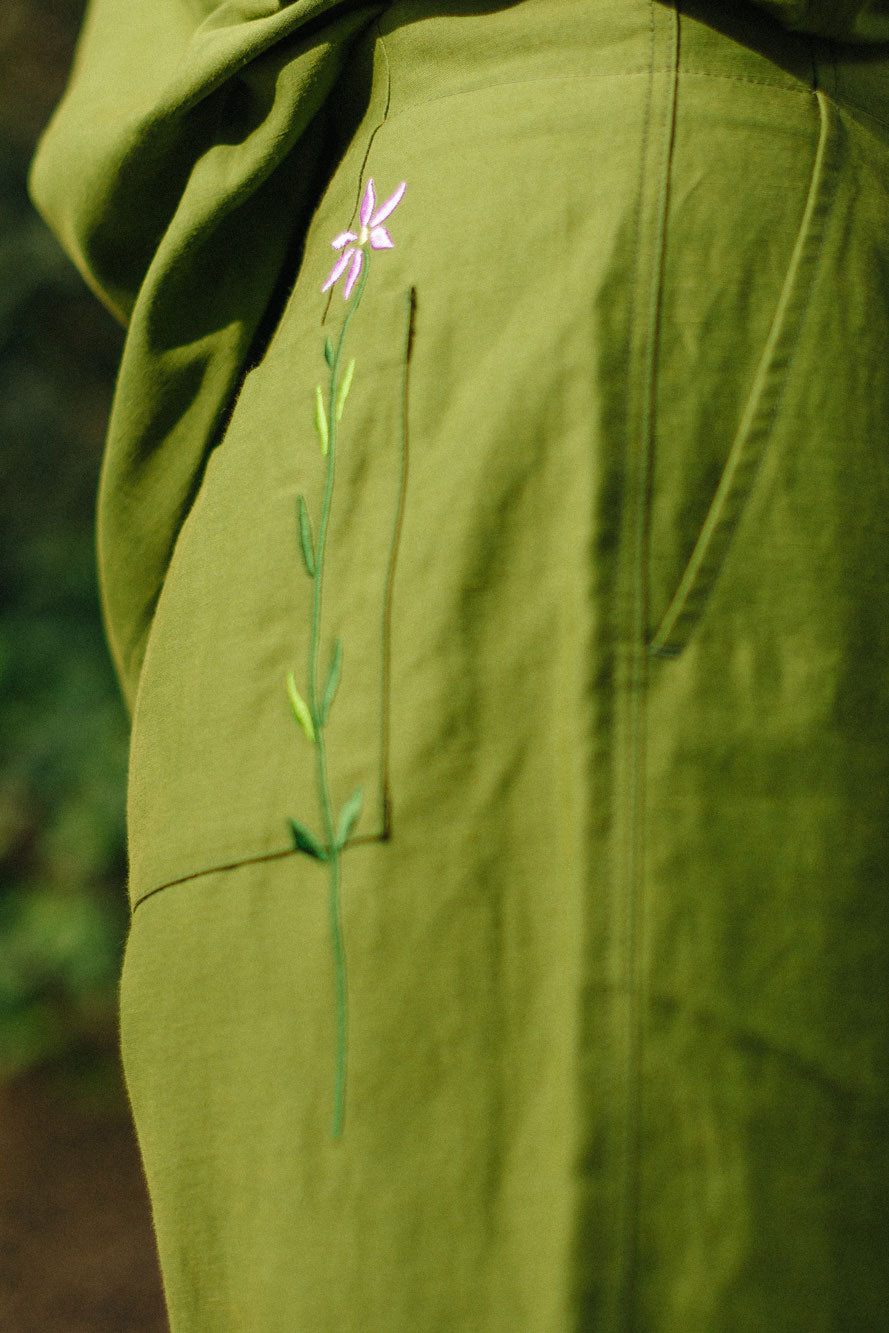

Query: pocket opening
(648, 87), (840, 659)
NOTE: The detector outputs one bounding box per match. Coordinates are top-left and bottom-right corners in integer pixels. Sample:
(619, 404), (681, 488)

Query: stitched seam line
(378, 66), (812, 124)
(132, 845), (299, 910)
(602, 10), (656, 1324)
(648, 86), (839, 658)
(618, 9), (680, 1327)
(571, 18), (662, 1328)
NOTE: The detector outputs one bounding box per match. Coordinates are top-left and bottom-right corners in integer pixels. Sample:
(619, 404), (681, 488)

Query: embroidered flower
(322, 178), (407, 298)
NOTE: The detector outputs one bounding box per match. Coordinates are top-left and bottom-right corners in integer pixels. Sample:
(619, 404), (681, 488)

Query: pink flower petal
(369, 226), (394, 251)
(321, 248), (354, 292)
(370, 181), (406, 227)
(359, 179), (376, 227)
(331, 230), (358, 250)
(342, 247), (364, 298)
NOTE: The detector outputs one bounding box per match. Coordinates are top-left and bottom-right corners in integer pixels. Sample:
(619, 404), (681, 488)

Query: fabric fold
(28, 0), (386, 705)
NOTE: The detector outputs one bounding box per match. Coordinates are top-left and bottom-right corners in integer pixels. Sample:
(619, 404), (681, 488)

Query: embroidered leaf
(286, 672), (316, 742)
(287, 817), (328, 861)
(297, 495), (315, 577)
(335, 357), (356, 422)
(314, 384), (329, 455)
(324, 335), (334, 368)
(336, 785), (363, 849)
(321, 638), (342, 725)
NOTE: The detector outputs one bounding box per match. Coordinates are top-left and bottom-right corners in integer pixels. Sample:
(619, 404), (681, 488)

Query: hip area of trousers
(360, 0), (889, 134)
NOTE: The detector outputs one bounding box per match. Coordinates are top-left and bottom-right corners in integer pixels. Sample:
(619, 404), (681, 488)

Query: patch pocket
(648, 88), (840, 659)
(125, 252), (417, 909)
(287, 277), (417, 862)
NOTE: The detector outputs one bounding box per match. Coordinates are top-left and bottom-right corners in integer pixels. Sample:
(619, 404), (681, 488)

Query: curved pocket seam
(648, 87), (841, 659)
(131, 844), (298, 913)
(128, 281), (416, 919)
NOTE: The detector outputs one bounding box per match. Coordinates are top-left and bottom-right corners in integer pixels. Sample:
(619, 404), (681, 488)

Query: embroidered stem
(289, 176), (407, 1139)
(310, 260), (368, 1140)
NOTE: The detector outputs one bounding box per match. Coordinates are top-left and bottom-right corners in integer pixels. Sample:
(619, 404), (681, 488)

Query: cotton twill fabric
(29, 1), (889, 1330)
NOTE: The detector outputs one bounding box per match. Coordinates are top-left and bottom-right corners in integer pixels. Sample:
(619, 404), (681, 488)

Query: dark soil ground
(0, 1050), (169, 1331)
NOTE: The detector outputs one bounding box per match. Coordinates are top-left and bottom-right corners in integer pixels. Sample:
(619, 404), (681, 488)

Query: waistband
(375, 0), (808, 113)
(370, 0), (889, 131)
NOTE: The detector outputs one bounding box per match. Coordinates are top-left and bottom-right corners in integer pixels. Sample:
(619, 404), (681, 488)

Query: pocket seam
(131, 844), (298, 913)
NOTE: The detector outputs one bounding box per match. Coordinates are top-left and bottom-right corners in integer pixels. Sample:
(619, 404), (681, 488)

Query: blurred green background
(1, 6), (168, 1325)
(1, 0), (129, 1100)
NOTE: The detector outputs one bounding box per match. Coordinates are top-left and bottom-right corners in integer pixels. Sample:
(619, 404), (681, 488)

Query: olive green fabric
(29, 1), (889, 1329)
(28, 0), (390, 706)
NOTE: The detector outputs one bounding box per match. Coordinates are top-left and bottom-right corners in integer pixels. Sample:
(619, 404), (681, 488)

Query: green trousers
(30, 0), (889, 1327)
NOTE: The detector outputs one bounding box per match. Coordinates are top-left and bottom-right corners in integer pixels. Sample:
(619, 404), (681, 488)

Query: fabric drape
(29, 2), (889, 1329)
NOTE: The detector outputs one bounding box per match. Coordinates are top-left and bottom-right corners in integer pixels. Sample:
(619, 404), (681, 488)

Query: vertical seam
(573, 5), (661, 1320)
(606, 3), (654, 1315)
(617, 2), (680, 1326)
